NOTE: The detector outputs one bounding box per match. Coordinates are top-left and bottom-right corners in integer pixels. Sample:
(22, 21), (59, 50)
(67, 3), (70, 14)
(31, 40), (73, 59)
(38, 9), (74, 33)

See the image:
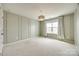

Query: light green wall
(39, 20), (58, 39)
(74, 4), (79, 55)
(0, 4), (3, 54)
(3, 11), (39, 44)
(39, 13), (74, 44)
(39, 21), (46, 36)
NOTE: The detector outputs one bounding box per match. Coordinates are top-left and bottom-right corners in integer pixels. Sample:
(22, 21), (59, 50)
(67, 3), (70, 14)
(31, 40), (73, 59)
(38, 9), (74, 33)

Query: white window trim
(45, 19), (58, 35)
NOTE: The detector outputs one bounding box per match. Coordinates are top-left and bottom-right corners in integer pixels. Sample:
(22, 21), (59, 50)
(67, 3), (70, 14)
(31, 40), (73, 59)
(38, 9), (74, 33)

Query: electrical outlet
(1, 33), (3, 35)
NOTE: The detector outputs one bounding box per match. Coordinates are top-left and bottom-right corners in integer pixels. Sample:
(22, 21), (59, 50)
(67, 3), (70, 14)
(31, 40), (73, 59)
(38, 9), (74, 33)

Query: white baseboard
(4, 39), (29, 47)
(4, 37), (41, 47)
(0, 44), (3, 53)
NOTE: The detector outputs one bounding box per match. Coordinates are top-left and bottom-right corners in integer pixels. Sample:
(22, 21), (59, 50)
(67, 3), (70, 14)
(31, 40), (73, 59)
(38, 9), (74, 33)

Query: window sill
(46, 33), (57, 35)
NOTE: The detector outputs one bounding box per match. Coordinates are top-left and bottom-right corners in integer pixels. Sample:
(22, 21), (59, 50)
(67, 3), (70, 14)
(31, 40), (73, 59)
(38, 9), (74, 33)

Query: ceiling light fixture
(38, 10), (45, 21)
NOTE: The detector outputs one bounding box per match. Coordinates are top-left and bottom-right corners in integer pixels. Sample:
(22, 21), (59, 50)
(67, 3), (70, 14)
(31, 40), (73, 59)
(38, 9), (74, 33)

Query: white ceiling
(3, 3), (77, 20)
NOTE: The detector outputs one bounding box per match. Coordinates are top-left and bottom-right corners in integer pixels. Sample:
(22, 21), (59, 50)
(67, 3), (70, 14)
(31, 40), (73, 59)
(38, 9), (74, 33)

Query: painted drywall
(40, 13), (74, 44)
(39, 21), (46, 37)
(3, 11), (39, 44)
(74, 4), (79, 55)
(0, 4), (3, 54)
(39, 19), (58, 39)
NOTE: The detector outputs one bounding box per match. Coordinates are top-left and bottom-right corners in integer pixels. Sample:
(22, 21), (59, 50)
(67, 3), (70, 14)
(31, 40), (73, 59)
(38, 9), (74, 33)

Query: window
(46, 22), (58, 34)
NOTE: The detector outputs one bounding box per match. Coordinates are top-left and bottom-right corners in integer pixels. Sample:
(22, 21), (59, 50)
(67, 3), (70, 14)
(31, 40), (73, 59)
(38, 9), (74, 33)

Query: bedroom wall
(39, 19), (58, 39)
(74, 4), (79, 55)
(40, 13), (74, 44)
(3, 11), (39, 44)
(39, 21), (46, 37)
(0, 4), (3, 54)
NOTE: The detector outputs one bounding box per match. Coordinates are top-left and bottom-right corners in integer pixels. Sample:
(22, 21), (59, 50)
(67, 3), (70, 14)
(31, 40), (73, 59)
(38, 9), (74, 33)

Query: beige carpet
(3, 37), (78, 56)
